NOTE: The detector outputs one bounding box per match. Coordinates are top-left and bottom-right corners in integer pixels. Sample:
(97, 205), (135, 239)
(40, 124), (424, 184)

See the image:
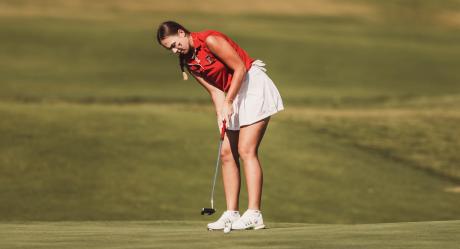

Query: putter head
(201, 208), (216, 215)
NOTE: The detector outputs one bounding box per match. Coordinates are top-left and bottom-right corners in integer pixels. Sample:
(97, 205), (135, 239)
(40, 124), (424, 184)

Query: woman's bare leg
(220, 130), (241, 211)
(238, 117), (270, 210)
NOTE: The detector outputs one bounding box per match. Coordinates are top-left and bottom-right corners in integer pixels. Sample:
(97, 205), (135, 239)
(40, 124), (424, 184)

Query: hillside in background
(0, 0), (459, 224)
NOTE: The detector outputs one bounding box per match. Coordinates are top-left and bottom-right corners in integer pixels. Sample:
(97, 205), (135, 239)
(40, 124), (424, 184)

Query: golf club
(201, 119), (227, 215)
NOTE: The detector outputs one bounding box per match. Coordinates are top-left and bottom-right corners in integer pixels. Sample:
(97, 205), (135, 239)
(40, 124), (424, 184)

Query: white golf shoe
(207, 211), (240, 230)
(231, 209), (265, 230)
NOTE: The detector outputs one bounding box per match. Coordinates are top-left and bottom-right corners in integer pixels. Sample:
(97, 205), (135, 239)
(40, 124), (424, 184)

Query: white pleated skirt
(228, 60), (284, 130)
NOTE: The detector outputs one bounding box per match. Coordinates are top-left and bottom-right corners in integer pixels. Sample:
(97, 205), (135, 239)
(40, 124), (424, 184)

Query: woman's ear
(178, 29), (185, 37)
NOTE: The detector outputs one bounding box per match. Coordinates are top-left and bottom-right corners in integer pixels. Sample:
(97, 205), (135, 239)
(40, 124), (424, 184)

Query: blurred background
(0, 0), (459, 224)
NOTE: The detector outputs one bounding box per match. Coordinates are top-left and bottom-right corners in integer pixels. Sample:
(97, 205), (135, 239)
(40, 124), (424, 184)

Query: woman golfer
(156, 21), (284, 230)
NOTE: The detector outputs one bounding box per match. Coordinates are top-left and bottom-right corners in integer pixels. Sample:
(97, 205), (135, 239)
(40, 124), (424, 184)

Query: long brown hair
(156, 21), (191, 80)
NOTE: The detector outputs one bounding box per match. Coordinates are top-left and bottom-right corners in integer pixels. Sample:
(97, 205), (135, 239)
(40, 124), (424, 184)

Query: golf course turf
(1, 220), (459, 249)
(1, 0), (460, 248)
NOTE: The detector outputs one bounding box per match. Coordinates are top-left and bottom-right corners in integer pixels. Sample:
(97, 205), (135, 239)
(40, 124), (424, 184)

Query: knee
(220, 146), (235, 163)
(238, 145), (257, 162)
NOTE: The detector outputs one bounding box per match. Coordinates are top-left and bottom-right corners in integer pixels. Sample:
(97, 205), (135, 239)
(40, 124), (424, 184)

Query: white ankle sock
(246, 209), (261, 214)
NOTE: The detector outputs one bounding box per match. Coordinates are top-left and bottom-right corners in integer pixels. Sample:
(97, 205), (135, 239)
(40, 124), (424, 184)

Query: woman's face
(160, 29), (191, 55)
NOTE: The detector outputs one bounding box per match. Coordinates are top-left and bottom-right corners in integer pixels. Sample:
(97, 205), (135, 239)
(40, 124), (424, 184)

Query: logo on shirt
(205, 55), (215, 64)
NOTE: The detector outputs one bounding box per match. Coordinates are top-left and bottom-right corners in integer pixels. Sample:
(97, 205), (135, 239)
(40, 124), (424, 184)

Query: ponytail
(179, 55), (188, 80)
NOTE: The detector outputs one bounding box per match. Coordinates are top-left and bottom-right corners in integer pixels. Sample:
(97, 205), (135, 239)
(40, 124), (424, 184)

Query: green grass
(1, 102), (459, 223)
(285, 107), (460, 181)
(1, 2), (459, 106)
(0, 220), (459, 249)
(1, 0), (460, 227)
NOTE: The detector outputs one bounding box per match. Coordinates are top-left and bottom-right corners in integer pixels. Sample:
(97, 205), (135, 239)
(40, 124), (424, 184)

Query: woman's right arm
(190, 73), (226, 128)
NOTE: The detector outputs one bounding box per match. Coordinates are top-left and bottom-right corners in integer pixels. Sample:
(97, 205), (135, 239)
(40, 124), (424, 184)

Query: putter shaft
(209, 139), (223, 209)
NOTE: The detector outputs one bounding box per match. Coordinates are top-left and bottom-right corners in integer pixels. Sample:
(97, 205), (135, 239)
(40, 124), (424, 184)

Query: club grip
(220, 120), (227, 140)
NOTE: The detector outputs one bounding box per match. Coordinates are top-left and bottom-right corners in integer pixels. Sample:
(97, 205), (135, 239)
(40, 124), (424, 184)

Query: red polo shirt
(187, 30), (254, 92)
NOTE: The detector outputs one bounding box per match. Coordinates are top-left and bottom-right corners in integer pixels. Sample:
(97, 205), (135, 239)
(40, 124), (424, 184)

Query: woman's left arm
(205, 35), (247, 123)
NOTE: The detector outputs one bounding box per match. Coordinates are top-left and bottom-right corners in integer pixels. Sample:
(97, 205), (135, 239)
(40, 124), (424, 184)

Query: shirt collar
(190, 32), (201, 49)
(188, 32), (202, 62)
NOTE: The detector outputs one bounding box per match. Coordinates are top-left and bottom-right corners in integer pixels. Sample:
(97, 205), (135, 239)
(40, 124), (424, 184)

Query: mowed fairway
(1, 0), (460, 247)
(1, 102), (460, 223)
